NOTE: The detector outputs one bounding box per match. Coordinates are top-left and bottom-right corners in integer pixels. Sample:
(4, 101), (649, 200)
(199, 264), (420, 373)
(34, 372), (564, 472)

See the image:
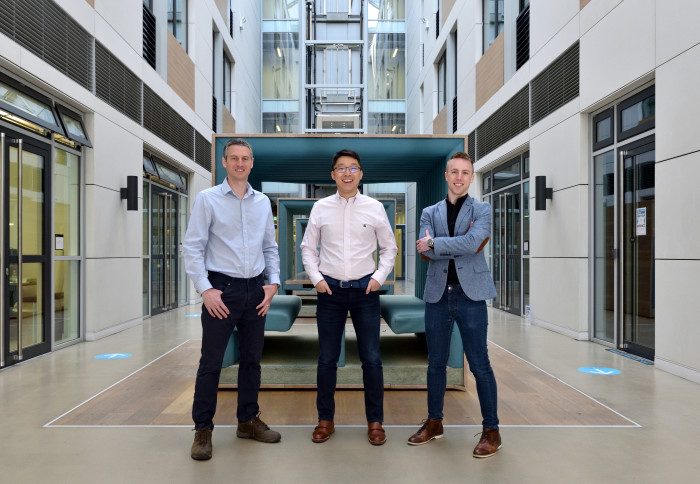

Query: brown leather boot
(407, 418), (444, 445)
(191, 425), (213, 460)
(312, 420), (335, 443)
(473, 428), (502, 458)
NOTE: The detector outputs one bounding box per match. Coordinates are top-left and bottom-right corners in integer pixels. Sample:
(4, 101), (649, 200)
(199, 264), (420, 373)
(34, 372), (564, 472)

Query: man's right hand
(315, 280), (333, 295)
(202, 288), (230, 319)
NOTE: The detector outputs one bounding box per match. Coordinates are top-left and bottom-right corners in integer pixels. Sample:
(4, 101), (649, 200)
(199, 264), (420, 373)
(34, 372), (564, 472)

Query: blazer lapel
(435, 201), (449, 237)
(455, 196), (474, 234)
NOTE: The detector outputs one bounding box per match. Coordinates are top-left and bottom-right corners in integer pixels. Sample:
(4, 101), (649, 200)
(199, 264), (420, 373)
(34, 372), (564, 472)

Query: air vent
(194, 131), (212, 172)
(143, 4), (157, 69)
(476, 85), (529, 159)
(468, 131), (476, 162)
(95, 42), (142, 124)
(452, 96), (458, 133)
(212, 96), (218, 132)
(516, 5), (529, 70)
(531, 41), (579, 124)
(143, 85), (194, 159)
(1, 0), (93, 90)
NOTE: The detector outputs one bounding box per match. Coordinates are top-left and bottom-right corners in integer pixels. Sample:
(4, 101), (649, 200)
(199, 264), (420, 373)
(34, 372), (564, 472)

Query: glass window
(618, 86), (655, 141)
(523, 181), (529, 255)
(54, 149), (80, 256)
(492, 156), (521, 190)
(368, 0), (405, 20)
(437, 52), (446, 110)
(368, 33), (405, 100)
(262, 33), (299, 100)
(167, 0), (187, 51)
(143, 181), (150, 256)
(56, 105), (92, 147)
(593, 150), (615, 342)
(593, 108), (613, 151)
(143, 153), (158, 177)
(0, 77), (63, 134)
(483, 173), (491, 193)
(263, 0), (299, 19)
(483, 0), (504, 53)
(153, 158), (186, 191)
(54, 260), (79, 344)
(263, 112), (299, 133)
(368, 113), (405, 134)
(223, 55), (232, 111)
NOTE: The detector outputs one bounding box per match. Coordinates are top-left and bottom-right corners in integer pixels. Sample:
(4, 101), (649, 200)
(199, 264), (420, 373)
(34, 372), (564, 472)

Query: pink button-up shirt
(301, 192), (397, 287)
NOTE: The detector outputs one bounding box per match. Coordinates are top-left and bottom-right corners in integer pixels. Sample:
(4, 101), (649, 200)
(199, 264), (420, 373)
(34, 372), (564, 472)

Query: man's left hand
(366, 278), (381, 294)
(256, 284), (279, 316)
(416, 229), (433, 254)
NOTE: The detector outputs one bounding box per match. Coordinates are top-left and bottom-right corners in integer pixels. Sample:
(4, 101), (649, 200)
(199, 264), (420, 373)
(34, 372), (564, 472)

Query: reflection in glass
(263, 112), (299, 133)
(483, 0), (504, 52)
(368, 113), (405, 134)
(54, 260), (79, 344)
(263, 0), (299, 19)
(9, 263), (43, 350)
(10, 147), (43, 255)
(167, 0), (187, 50)
(263, 33), (299, 100)
(54, 148), (79, 256)
(368, 34), (405, 100)
(621, 96), (655, 131)
(593, 150), (614, 342)
(596, 117), (611, 143)
(368, 0), (405, 20)
(0, 80), (57, 125)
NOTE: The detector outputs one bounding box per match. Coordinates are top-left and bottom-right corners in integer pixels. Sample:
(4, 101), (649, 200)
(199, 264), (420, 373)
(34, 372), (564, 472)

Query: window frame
(617, 85), (655, 142)
(593, 108), (614, 151)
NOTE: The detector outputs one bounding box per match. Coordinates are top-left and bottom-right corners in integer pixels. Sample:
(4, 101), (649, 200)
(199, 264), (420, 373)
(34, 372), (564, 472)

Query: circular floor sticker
(578, 367), (621, 375)
(94, 353), (132, 360)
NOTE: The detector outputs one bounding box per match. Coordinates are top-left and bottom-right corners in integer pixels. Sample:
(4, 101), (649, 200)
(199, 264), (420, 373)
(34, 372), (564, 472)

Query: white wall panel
(579, 0), (623, 36)
(656, 0), (700, 65)
(655, 43), (700, 161)
(530, 0), (579, 57)
(579, 0), (655, 109)
(530, 113), (588, 187)
(655, 151), (700, 259)
(95, 0), (143, 54)
(529, 185), (588, 259)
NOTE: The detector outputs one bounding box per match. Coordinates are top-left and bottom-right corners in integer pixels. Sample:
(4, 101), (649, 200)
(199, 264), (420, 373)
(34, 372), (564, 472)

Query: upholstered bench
(379, 295), (464, 368)
(222, 295), (302, 367)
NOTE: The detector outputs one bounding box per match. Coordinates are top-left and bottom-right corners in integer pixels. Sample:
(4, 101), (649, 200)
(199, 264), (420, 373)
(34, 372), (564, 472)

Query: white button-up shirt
(301, 192), (397, 286)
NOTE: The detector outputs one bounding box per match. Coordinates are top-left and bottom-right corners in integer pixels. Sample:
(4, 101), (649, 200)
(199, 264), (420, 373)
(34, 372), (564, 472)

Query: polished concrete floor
(2, 305), (700, 483)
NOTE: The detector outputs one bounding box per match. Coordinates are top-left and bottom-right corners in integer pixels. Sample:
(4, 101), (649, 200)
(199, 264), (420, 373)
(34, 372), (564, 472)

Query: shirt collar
(220, 179), (254, 199)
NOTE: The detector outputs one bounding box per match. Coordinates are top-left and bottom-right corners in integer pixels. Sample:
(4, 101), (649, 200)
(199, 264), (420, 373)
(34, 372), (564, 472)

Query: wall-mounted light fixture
(239, 16), (247, 30)
(121, 175), (138, 211)
(535, 176), (553, 211)
(420, 18), (429, 30)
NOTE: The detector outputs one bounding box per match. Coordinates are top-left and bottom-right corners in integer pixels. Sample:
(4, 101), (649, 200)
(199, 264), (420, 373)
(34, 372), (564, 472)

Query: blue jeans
(192, 273), (266, 428)
(316, 283), (383, 422)
(425, 284), (499, 429)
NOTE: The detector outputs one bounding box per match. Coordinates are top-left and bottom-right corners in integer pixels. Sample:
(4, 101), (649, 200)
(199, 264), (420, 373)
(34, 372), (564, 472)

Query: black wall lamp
(535, 176), (553, 211)
(121, 175), (138, 211)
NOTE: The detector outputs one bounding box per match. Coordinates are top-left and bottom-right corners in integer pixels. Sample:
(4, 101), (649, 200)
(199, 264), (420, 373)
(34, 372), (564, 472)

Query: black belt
(323, 274), (373, 289)
(208, 271), (264, 284)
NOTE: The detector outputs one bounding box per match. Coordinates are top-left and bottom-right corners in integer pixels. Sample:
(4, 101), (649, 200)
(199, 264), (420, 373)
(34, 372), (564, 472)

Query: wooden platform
(50, 339), (635, 427)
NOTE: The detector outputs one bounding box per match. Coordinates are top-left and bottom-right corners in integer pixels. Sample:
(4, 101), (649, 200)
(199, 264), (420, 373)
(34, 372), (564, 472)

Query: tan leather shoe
(312, 420), (335, 443)
(473, 428), (502, 458)
(407, 418), (444, 445)
(368, 422), (387, 445)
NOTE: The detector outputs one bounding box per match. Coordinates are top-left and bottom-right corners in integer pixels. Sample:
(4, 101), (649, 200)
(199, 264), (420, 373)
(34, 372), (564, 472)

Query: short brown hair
(446, 151), (474, 171)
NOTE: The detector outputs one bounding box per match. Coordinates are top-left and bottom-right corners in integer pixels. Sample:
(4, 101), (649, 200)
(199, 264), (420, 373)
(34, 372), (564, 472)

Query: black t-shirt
(445, 194), (468, 284)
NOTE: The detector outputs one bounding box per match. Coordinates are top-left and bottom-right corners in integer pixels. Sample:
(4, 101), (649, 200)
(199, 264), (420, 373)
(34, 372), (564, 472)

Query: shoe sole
(236, 432), (281, 443)
(311, 433), (334, 443)
(407, 434), (444, 446)
(368, 436), (387, 446)
(191, 453), (211, 461)
(473, 443), (502, 458)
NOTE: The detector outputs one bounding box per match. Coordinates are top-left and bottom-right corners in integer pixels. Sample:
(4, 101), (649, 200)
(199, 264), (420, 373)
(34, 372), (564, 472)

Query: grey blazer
(419, 196), (497, 304)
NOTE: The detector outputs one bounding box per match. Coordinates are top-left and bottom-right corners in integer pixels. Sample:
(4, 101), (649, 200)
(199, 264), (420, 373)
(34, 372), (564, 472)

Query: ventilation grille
(195, 131), (212, 171)
(452, 96), (458, 133)
(143, 4), (157, 69)
(476, 85), (529, 159)
(531, 41), (579, 124)
(212, 96), (218, 132)
(516, 5), (530, 70)
(144, 85), (194, 159)
(435, 10), (440, 38)
(468, 131), (476, 162)
(0, 0), (93, 90)
(95, 42), (142, 124)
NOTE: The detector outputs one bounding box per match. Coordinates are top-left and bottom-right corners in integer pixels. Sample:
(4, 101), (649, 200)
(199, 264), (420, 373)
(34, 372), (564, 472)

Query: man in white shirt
(301, 149), (397, 446)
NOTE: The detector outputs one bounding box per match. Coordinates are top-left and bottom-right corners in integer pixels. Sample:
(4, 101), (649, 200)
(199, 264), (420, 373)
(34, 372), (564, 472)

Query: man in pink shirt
(301, 149), (397, 446)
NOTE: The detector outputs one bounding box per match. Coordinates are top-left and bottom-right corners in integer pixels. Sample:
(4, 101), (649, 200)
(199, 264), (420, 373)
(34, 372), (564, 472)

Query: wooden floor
(51, 339), (634, 427)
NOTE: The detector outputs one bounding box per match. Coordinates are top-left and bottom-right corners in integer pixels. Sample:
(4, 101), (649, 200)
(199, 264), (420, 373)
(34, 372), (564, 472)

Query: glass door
(1, 129), (51, 368)
(620, 140), (655, 359)
(492, 185), (521, 315)
(150, 186), (178, 315)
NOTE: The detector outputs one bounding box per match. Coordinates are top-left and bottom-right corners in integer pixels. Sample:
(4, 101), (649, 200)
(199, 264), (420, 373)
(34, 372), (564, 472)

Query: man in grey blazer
(408, 151), (501, 458)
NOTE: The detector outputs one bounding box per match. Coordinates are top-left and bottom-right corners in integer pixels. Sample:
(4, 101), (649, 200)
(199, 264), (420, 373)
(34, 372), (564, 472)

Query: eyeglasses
(334, 166), (360, 174)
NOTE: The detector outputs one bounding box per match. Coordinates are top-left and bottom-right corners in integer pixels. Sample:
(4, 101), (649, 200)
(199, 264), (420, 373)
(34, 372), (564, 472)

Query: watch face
(428, 238), (434, 247)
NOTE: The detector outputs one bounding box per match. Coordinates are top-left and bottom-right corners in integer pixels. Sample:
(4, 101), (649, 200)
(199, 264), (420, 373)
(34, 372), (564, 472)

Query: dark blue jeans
(425, 284), (499, 429)
(316, 283), (383, 423)
(192, 273), (265, 428)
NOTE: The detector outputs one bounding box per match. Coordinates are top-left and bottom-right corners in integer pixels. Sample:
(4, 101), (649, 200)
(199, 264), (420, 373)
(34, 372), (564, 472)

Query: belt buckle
(340, 280), (351, 288)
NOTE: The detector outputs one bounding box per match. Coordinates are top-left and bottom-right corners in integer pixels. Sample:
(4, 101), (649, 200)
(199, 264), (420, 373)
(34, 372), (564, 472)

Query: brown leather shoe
(407, 418), (444, 446)
(312, 420), (335, 443)
(473, 428), (502, 458)
(368, 422), (387, 445)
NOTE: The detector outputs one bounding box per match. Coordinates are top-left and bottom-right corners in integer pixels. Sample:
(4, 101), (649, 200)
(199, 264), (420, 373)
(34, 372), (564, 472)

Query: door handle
(17, 138), (24, 361)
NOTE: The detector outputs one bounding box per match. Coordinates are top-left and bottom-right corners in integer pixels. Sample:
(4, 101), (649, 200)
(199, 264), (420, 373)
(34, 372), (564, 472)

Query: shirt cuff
(267, 274), (281, 286)
(194, 277), (212, 295)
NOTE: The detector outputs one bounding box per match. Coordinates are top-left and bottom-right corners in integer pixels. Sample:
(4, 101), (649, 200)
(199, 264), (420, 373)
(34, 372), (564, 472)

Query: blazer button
(443, 270), (447, 273)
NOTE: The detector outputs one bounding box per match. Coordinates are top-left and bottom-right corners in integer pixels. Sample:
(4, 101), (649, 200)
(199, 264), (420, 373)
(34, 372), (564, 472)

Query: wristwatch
(427, 238), (434, 248)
